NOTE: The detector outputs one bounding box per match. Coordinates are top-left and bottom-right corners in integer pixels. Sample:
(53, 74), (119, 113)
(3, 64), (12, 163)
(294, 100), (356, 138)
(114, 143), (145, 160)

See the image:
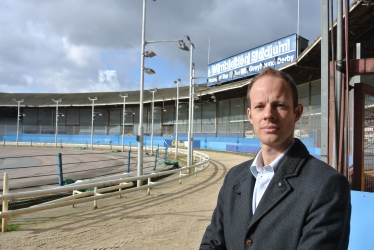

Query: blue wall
(349, 191), (374, 249)
(2, 134), (138, 147)
(1, 133), (321, 156)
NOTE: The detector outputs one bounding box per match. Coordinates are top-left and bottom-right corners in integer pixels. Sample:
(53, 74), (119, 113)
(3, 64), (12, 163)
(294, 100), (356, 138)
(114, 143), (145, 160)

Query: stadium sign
(207, 34), (297, 85)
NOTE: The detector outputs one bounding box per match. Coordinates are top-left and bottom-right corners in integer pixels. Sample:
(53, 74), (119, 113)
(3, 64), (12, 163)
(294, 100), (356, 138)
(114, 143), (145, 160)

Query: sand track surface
(0, 150), (251, 250)
(0, 146), (155, 192)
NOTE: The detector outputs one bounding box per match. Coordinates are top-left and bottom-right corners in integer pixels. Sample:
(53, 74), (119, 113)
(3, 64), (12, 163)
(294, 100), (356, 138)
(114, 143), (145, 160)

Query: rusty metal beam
(353, 83), (365, 191)
(349, 58), (374, 75)
(329, 61), (336, 167)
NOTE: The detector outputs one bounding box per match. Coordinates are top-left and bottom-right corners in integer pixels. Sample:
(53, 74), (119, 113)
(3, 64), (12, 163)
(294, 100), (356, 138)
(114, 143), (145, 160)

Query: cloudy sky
(0, 0), (323, 93)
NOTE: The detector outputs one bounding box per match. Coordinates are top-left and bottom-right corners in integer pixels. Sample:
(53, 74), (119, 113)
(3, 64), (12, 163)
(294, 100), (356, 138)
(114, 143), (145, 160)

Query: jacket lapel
(247, 139), (309, 229)
(232, 162), (256, 228)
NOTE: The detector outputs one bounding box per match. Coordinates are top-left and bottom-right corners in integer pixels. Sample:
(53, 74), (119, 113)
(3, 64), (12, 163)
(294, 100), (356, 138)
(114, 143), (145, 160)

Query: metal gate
(353, 83), (374, 191)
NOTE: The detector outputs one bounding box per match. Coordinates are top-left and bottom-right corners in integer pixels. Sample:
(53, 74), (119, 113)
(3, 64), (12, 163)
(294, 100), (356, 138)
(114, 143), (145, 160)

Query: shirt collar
(250, 140), (294, 178)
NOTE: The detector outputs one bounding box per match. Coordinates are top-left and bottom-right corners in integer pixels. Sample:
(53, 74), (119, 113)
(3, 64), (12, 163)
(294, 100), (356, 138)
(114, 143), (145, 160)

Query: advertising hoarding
(207, 34), (297, 85)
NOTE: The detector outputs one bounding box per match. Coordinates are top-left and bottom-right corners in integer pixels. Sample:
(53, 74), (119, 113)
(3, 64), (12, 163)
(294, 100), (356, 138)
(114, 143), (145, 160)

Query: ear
(294, 104), (303, 122)
(247, 108), (253, 124)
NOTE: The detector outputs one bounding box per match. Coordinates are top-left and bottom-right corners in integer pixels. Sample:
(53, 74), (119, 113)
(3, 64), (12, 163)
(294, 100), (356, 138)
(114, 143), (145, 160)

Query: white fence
(0, 148), (210, 232)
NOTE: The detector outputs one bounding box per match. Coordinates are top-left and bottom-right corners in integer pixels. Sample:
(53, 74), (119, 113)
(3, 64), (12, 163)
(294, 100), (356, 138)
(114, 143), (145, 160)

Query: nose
(263, 105), (275, 120)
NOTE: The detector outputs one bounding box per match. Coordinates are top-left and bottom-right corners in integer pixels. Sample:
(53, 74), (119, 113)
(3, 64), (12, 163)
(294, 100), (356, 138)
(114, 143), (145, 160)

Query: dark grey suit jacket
(200, 139), (351, 250)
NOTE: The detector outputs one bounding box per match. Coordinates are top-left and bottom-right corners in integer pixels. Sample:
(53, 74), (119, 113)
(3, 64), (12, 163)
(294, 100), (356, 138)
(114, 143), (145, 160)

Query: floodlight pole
(13, 99), (24, 147)
(52, 99), (62, 148)
(187, 37), (194, 167)
(297, 0), (300, 57)
(138, 0), (148, 187)
(120, 94), (128, 152)
(88, 97), (97, 150)
(138, 1), (189, 187)
(191, 67), (196, 162)
(174, 79), (181, 158)
(149, 89), (157, 155)
(189, 76), (210, 162)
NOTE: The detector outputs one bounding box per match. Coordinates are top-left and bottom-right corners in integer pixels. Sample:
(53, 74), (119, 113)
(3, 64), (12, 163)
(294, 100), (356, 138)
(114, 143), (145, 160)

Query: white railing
(0, 148), (210, 232)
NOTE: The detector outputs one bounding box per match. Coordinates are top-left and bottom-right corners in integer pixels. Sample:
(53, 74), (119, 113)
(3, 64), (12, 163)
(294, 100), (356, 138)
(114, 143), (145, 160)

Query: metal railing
(353, 83), (374, 191)
(0, 148), (210, 232)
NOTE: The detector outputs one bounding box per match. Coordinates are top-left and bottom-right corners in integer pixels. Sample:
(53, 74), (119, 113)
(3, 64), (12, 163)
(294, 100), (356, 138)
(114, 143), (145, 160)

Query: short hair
(247, 67), (299, 109)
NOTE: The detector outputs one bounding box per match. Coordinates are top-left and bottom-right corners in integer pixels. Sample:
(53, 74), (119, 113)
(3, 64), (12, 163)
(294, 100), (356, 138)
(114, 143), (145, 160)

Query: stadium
(0, 0), (373, 185)
(0, 1), (374, 248)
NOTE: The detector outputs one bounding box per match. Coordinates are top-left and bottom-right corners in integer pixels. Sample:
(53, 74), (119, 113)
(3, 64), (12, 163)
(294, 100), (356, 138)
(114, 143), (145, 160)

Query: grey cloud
(0, 0), (323, 93)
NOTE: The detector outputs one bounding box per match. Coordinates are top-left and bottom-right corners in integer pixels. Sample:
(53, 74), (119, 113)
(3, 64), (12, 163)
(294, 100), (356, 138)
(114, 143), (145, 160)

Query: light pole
(189, 77), (211, 163)
(88, 97), (97, 150)
(297, 0), (300, 57)
(149, 88), (157, 155)
(137, 0), (189, 187)
(174, 78), (181, 159)
(52, 99), (62, 148)
(120, 93), (128, 152)
(185, 35), (195, 167)
(191, 66), (197, 162)
(13, 99), (24, 147)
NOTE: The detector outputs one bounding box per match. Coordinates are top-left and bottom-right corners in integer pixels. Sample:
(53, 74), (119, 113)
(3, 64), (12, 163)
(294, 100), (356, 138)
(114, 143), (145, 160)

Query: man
(200, 67), (351, 250)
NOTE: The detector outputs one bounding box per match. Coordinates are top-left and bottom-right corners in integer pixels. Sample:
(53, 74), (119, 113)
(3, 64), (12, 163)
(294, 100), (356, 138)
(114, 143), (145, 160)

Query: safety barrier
(0, 133), (322, 156)
(0, 148), (209, 232)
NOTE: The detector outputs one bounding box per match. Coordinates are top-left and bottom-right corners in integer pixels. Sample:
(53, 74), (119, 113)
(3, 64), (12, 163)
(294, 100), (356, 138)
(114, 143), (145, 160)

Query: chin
(260, 134), (280, 141)
(260, 138), (281, 146)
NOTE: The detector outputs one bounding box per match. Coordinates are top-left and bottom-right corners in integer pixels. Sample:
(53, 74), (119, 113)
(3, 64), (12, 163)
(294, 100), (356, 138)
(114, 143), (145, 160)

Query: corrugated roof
(0, 84), (230, 107)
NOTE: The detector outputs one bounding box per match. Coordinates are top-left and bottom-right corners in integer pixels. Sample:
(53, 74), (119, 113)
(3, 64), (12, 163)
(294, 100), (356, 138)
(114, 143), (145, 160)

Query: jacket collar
(247, 138), (310, 229)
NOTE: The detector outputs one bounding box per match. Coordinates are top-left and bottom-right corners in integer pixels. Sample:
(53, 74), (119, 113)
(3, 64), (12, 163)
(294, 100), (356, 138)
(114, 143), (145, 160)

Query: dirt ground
(0, 151), (251, 250)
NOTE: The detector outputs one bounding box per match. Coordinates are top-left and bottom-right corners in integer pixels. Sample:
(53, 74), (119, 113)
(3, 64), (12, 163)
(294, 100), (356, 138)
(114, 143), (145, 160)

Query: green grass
(0, 224), (21, 232)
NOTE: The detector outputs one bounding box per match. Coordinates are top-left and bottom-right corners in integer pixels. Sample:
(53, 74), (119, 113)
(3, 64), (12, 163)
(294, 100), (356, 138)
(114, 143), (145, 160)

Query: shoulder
(281, 140), (349, 190)
(285, 139), (346, 180)
(298, 155), (350, 192)
(223, 158), (254, 184)
(304, 155), (345, 177)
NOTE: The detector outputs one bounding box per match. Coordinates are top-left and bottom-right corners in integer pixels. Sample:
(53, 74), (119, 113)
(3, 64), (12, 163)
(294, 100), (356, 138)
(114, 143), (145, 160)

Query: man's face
(247, 75), (303, 150)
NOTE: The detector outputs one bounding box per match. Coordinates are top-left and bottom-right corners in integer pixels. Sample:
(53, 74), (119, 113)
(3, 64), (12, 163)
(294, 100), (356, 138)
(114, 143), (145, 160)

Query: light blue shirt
(250, 142), (293, 214)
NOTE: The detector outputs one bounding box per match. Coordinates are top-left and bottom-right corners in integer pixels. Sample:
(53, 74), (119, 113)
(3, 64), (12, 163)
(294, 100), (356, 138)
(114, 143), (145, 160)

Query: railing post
(164, 146), (168, 162)
(86, 140), (88, 150)
(2, 172), (9, 232)
(30, 139), (32, 147)
(57, 153), (63, 186)
(127, 150), (131, 173)
(147, 177), (151, 195)
(154, 149), (159, 170)
(94, 187), (98, 209)
(60, 140), (63, 148)
(179, 169), (182, 184)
